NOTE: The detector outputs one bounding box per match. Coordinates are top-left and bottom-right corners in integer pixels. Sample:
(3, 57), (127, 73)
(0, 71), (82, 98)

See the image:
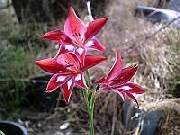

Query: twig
(86, 0), (94, 21)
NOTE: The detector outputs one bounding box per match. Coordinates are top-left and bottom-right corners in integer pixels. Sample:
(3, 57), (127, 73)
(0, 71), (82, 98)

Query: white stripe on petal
(120, 86), (131, 91)
(56, 76), (66, 82)
(85, 40), (94, 47)
(67, 79), (73, 90)
(76, 47), (84, 55)
(65, 45), (75, 51)
(75, 74), (81, 81)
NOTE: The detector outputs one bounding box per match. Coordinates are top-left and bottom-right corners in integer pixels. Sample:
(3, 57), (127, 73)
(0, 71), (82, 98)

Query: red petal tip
(103, 17), (108, 22)
(69, 6), (74, 11)
(68, 6), (77, 17)
(35, 58), (66, 73)
(35, 60), (42, 65)
(45, 87), (56, 93)
(45, 90), (51, 93)
(40, 34), (45, 39)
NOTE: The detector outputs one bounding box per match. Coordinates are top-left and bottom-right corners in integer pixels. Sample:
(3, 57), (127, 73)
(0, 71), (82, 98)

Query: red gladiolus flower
(36, 53), (106, 103)
(96, 52), (144, 107)
(42, 7), (107, 53)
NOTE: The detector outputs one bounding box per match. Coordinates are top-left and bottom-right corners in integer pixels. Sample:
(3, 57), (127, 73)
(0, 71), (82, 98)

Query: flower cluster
(36, 7), (144, 106)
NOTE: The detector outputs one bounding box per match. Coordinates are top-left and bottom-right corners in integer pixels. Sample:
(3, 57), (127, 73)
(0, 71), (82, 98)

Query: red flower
(42, 7), (107, 53)
(96, 52), (144, 106)
(36, 53), (106, 103)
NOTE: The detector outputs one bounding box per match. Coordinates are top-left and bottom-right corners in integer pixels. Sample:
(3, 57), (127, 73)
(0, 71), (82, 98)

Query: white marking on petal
(56, 76), (66, 82)
(67, 79), (73, 90)
(121, 86), (131, 91)
(131, 93), (141, 98)
(65, 45), (75, 51)
(76, 47), (84, 55)
(85, 40), (94, 47)
(75, 74), (81, 81)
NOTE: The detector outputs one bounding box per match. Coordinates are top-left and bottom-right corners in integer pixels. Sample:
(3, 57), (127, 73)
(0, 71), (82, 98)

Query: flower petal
(45, 74), (68, 93)
(82, 55), (107, 71)
(125, 92), (139, 107)
(124, 82), (144, 94)
(95, 77), (106, 83)
(75, 73), (87, 88)
(107, 51), (123, 81)
(85, 17), (108, 41)
(112, 64), (138, 83)
(64, 7), (87, 39)
(112, 82), (144, 94)
(75, 47), (86, 63)
(113, 89), (125, 101)
(62, 79), (75, 103)
(57, 53), (80, 73)
(54, 45), (75, 58)
(35, 58), (67, 73)
(42, 29), (72, 44)
(85, 37), (105, 52)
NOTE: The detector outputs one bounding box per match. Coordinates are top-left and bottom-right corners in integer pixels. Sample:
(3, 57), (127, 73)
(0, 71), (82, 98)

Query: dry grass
(101, 0), (180, 101)
(89, 0), (180, 134)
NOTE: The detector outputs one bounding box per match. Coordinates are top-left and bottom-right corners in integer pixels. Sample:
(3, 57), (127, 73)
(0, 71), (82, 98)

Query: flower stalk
(82, 70), (96, 135)
(82, 89), (95, 135)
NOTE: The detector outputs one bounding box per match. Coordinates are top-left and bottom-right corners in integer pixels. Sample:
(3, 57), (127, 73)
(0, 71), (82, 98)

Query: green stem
(82, 70), (95, 135)
(83, 90), (95, 135)
(89, 92), (95, 135)
(86, 70), (92, 87)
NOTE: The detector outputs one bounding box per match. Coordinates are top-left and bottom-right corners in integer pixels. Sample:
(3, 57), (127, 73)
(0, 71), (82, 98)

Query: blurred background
(0, 0), (180, 134)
